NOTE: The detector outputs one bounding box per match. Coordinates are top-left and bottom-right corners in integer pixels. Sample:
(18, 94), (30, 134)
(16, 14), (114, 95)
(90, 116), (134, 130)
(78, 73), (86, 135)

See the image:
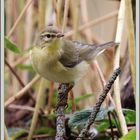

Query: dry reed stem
(125, 0), (136, 95)
(62, 0), (70, 33)
(27, 78), (47, 140)
(7, 0), (33, 38)
(5, 75), (41, 108)
(55, 0), (62, 27)
(72, 0), (80, 39)
(38, 0), (47, 31)
(114, 0), (128, 135)
(66, 10), (118, 37)
(27, 1), (47, 139)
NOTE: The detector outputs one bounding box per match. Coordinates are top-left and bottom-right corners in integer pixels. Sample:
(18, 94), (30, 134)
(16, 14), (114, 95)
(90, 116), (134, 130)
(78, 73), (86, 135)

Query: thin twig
(7, 0), (33, 38)
(93, 61), (116, 107)
(76, 68), (121, 140)
(5, 75), (41, 108)
(8, 104), (36, 113)
(5, 59), (25, 87)
(114, 0), (128, 135)
(5, 59), (35, 101)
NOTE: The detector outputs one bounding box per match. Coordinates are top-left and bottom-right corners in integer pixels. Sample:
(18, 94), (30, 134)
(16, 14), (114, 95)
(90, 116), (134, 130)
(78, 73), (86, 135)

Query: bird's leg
(55, 82), (74, 140)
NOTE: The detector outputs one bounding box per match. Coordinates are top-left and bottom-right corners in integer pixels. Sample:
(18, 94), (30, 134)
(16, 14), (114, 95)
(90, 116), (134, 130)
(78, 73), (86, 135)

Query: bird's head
(39, 26), (64, 44)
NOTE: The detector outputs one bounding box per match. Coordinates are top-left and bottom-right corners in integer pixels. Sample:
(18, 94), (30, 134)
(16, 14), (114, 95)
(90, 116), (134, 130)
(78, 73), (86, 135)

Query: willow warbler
(30, 26), (117, 83)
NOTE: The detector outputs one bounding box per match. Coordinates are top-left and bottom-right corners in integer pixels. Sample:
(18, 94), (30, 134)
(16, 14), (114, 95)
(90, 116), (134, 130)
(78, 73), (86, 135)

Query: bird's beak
(56, 33), (64, 38)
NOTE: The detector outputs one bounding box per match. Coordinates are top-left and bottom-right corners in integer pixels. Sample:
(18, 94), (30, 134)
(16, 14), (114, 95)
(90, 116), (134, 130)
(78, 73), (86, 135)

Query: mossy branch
(55, 83), (74, 140)
(76, 68), (121, 140)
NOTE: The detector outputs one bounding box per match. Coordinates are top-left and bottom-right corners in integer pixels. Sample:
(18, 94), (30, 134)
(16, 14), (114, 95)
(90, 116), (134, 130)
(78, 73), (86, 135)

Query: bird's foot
(55, 82), (74, 111)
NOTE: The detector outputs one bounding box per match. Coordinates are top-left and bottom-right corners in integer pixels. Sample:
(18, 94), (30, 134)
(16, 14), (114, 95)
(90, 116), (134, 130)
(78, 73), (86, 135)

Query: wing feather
(59, 40), (116, 68)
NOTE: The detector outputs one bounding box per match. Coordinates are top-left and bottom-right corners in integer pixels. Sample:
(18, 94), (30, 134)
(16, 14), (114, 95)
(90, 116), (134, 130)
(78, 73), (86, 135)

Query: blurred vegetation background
(4, 0), (136, 140)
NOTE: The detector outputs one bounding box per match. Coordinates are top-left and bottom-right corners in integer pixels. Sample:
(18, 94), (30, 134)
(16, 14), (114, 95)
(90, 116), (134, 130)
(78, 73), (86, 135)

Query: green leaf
(119, 128), (136, 140)
(95, 120), (110, 132)
(122, 109), (136, 124)
(68, 107), (109, 128)
(4, 37), (20, 53)
(16, 64), (33, 71)
(34, 127), (56, 135)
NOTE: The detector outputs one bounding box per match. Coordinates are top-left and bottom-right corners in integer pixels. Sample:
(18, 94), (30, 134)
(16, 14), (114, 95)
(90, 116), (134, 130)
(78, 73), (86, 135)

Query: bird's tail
(93, 41), (119, 56)
(97, 41), (119, 49)
(84, 41), (118, 61)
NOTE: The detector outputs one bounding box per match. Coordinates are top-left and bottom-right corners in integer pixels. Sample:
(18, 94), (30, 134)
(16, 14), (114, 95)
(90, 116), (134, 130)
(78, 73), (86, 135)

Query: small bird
(30, 26), (117, 83)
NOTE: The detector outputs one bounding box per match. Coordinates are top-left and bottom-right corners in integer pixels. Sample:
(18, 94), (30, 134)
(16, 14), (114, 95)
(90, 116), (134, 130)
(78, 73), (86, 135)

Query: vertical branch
(55, 1), (71, 139)
(114, 0), (128, 135)
(125, 0), (136, 95)
(55, 83), (74, 140)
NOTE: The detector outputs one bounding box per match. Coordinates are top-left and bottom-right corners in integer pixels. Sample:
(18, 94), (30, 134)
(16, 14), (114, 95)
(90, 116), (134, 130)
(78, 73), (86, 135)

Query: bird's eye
(46, 34), (51, 38)
(51, 34), (55, 37)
